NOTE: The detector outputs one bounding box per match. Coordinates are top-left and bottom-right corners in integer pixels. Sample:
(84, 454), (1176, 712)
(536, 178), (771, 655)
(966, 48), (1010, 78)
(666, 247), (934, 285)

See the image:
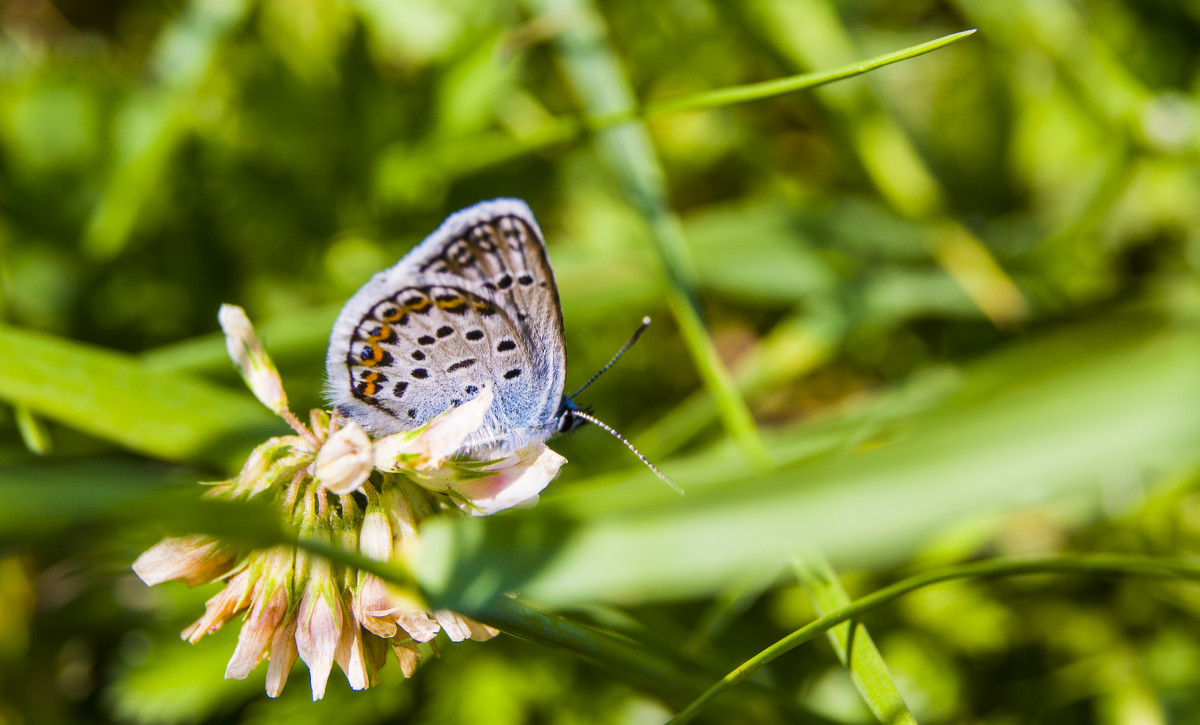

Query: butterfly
(325, 199), (671, 488)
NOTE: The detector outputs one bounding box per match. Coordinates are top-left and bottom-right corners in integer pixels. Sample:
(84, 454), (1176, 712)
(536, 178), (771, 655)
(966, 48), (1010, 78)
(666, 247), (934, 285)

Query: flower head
(133, 306), (564, 699)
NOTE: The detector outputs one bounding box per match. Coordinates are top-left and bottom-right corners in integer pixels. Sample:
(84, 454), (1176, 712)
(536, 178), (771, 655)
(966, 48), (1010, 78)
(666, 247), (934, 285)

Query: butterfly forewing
(326, 199), (567, 455)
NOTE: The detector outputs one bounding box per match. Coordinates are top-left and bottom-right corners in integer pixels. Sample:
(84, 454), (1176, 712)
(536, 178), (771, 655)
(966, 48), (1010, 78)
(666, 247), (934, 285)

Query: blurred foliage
(2, 0), (1200, 723)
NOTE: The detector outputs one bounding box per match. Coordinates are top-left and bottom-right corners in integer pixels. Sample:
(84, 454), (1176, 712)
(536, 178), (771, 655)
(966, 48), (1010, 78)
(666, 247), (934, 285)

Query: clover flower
(133, 305), (565, 699)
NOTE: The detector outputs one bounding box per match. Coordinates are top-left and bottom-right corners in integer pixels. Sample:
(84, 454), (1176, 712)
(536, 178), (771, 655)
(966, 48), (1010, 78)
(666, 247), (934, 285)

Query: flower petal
(358, 505), (393, 562)
(433, 610), (472, 642)
(265, 617), (298, 698)
(354, 573), (398, 639)
(334, 593), (370, 691)
(218, 304), (290, 416)
(225, 547), (293, 681)
(374, 387), (494, 471)
(391, 638), (422, 678)
(394, 608), (441, 643)
(295, 567), (342, 701)
(132, 535), (235, 587)
(464, 616), (499, 642)
(450, 442), (566, 516)
(315, 421), (374, 495)
(181, 568), (254, 643)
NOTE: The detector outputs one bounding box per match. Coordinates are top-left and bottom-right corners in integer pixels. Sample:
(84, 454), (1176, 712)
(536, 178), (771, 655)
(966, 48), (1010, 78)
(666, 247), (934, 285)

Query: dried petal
(394, 606), (442, 643)
(181, 568), (254, 643)
(464, 616), (499, 642)
(226, 577), (287, 679)
(225, 547), (293, 680)
(391, 638), (422, 677)
(219, 304), (289, 416)
(433, 610), (472, 642)
(315, 422), (373, 495)
(354, 573), (398, 639)
(132, 535), (235, 587)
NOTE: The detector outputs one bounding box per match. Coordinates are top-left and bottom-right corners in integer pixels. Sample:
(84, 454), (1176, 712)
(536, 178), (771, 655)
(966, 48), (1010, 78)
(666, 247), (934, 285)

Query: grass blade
(636, 29), (976, 119)
(526, 0), (770, 466)
(794, 552), (917, 724)
(670, 555), (1200, 723)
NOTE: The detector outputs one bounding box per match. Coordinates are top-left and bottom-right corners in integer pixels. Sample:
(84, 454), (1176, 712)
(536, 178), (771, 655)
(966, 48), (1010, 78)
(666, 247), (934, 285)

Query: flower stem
(280, 407), (320, 450)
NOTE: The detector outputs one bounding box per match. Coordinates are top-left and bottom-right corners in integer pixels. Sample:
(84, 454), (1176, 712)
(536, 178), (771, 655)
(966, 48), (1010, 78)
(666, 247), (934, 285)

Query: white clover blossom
(132, 306), (557, 699)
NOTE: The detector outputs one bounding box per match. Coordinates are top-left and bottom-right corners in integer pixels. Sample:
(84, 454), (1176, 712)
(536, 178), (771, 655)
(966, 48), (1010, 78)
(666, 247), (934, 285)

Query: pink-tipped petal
(296, 582), (342, 701)
(451, 443), (565, 516)
(354, 574), (399, 639)
(265, 617), (298, 698)
(335, 593), (370, 691)
(225, 576), (289, 680)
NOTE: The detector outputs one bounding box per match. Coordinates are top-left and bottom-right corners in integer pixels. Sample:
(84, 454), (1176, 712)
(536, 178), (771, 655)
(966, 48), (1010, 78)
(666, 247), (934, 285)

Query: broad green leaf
(412, 318), (1200, 609)
(0, 324), (283, 471)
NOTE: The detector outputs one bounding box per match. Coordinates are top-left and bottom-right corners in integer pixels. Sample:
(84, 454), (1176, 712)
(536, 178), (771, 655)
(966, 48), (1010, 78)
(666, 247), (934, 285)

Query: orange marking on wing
(358, 345), (387, 367)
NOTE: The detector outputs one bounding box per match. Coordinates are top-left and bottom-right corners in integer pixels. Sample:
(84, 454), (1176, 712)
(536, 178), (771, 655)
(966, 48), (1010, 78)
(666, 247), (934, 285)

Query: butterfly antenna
(570, 316), (652, 399)
(570, 409), (682, 495)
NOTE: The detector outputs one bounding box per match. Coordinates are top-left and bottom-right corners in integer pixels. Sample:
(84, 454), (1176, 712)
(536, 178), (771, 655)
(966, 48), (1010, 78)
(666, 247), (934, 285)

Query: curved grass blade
(794, 552), (917, 725)
(633, 29), (976, 120)
(431, 28), (979, 182)
(670, 555), (1200, 723)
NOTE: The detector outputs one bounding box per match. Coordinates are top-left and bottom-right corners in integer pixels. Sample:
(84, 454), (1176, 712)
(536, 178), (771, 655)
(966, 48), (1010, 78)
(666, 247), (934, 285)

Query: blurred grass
(2, 0), (1200, 723)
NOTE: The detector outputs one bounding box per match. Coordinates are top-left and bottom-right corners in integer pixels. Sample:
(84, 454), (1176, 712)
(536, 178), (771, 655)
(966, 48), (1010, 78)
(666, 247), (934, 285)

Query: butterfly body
(326, 199), (583, 457)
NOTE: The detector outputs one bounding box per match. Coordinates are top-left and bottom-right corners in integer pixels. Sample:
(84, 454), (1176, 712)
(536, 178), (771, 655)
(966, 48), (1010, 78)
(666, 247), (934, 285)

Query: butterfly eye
(557, 411), (576, 433)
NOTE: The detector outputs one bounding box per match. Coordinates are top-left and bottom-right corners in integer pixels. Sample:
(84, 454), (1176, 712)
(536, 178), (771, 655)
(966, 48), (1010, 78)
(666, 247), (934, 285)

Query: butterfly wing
(325, 199), (567, 455)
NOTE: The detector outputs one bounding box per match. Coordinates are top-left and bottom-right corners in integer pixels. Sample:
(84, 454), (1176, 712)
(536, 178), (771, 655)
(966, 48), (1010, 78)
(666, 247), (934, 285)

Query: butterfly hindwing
(326, 199), (567, 455)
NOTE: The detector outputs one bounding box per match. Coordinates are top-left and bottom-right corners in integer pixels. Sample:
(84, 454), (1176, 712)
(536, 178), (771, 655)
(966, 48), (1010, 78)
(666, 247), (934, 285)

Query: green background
(2, 0), (1199, 722)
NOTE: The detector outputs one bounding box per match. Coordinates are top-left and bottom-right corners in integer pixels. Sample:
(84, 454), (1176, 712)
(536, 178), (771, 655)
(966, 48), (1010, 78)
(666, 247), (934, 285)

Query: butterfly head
(555, 398), (592, 435)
